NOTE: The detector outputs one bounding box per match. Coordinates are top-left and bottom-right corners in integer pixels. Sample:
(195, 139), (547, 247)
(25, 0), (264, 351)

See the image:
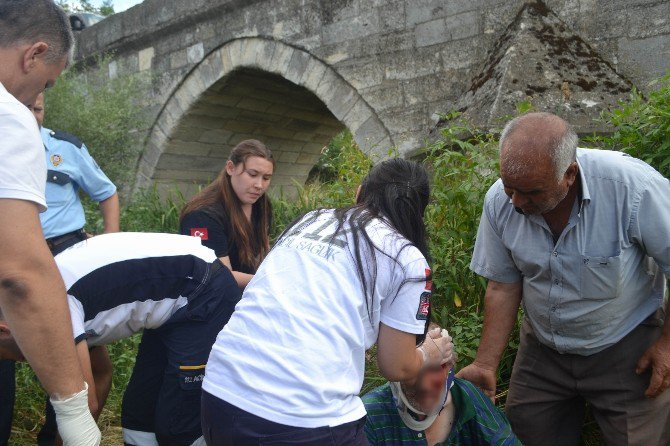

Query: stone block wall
(74, 0), (670, 195)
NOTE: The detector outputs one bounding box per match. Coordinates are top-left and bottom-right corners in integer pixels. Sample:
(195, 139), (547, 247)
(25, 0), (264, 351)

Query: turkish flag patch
(190, 228), (209, 240)
(416, 292), (431, 320)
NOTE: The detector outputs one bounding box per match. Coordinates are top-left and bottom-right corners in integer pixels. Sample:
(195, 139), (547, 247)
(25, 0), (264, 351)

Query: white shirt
(203, 210), (431, 428)
(0, 82), (47, 210)
(55, 232), (216, 346)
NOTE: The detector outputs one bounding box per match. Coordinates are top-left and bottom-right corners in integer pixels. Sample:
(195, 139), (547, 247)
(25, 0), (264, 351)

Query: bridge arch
(134, 37), (392, 196)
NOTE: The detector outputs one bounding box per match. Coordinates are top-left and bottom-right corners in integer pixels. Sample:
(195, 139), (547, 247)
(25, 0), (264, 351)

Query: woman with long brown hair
(180, 139), (274, 288)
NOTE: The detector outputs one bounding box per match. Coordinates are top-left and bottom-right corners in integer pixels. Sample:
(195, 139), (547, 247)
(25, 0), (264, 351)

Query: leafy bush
(118, 188), (184, 233)
(271, 130), (373, 238)
(422, 114), (520, 399)
(306, 131), (373, 184)
(423, 116), (498, 311)
(590, 74), (670, 177)
(44, 56), (150, 188)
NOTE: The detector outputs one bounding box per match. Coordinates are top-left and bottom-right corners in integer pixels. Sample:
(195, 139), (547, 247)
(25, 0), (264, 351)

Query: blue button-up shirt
(471, 148), (670, 355)
(40, 127), (116, 239)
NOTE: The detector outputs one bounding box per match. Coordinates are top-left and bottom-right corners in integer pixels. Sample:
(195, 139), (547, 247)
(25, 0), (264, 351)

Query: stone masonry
(74, 0), (670, 196)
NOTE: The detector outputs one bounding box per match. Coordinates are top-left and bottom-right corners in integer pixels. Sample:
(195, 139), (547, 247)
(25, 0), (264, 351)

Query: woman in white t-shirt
(201, 158), (454, 445)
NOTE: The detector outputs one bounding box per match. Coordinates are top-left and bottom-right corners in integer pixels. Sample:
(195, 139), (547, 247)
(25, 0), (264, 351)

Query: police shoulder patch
(52, 130), (83, 149)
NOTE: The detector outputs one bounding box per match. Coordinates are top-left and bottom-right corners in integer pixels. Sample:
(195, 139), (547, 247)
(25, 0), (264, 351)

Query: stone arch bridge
(74, 0), (670, 196)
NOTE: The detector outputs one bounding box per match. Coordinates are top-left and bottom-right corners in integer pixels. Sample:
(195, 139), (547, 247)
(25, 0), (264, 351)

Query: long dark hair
(278, 158), (431, 317)
(180, 140), (274, 270)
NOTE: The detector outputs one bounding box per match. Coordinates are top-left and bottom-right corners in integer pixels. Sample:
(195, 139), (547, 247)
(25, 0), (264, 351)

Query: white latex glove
(417, 328), (455, 369)
(50, 382), (101, 446)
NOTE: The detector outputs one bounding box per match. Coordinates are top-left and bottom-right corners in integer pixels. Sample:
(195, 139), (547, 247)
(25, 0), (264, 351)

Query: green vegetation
(57, 0), (115, 16)
(44, 56), (149, 187)
(422, 115), (519, 396)
(589, 74), (670, 178)
(13, 66), (670, 445)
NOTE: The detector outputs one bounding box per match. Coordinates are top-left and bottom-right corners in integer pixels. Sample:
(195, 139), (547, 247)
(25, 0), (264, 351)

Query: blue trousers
(201, 391), (369, 446)
(122, 264), (241, 446)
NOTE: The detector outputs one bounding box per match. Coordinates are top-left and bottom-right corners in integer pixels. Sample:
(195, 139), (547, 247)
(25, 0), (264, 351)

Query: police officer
(31, 92), (120, 252)
(31, 92), (119, 445)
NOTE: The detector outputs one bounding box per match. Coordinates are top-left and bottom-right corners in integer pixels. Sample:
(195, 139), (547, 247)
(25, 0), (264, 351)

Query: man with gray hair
(0, 1), (100, 445)
(458, 112), (670, 445)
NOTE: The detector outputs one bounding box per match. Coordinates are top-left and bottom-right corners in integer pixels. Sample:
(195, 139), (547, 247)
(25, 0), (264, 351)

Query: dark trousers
(506, 317), (670, 446)
(122, 265), (241, 446)
(0, 360), (14, 446)
(201, 391), (369, 446)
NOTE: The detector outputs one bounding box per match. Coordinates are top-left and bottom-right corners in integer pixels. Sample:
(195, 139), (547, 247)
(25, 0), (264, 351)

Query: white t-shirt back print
(203, 209), (431, 428)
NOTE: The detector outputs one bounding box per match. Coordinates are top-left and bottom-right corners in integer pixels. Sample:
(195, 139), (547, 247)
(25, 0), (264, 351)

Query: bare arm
(0, 199), (85, 397)
(456, 279), (522, 400)
(75, 342), (99, 419)
(377, 324), (454, 383)
(98, 192), (120, 234)
(377, 323), (423, 382)
(219, 256), (253, 289)
(89, 346), (112, 418)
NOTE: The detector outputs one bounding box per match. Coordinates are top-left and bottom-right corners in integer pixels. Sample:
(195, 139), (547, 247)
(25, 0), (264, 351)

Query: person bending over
(459, 112), (670, 445)
(0, 232), (241, 446)
(27, 91), (119, 446)
(201, 158), (454, 445)
(363, 325), (520, 446)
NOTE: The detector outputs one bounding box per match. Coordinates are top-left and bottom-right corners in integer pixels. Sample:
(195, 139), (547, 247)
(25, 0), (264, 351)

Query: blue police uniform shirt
(40, 126), (117, 239)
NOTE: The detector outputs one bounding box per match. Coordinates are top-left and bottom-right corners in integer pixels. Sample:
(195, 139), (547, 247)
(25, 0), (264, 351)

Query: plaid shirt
(362, 378), (521, 446)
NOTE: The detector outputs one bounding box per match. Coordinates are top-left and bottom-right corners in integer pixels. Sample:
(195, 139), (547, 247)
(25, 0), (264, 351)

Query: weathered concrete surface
(74, 0), (670, 195)
(458, 1), (634, 133)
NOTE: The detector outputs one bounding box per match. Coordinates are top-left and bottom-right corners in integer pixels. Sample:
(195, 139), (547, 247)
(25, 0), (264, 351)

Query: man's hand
(457, 362), (497, 402)
(636, 336), (670, 398)
(454, 280), (521, 404)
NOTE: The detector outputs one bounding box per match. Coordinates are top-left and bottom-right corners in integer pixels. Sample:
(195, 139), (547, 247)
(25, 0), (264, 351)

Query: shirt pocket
(581, 255), (621, 300)
(46, 170), (73, 205)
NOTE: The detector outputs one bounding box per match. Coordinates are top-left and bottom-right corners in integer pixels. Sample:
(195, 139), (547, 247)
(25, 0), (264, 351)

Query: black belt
(46, 229), (87, 255)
